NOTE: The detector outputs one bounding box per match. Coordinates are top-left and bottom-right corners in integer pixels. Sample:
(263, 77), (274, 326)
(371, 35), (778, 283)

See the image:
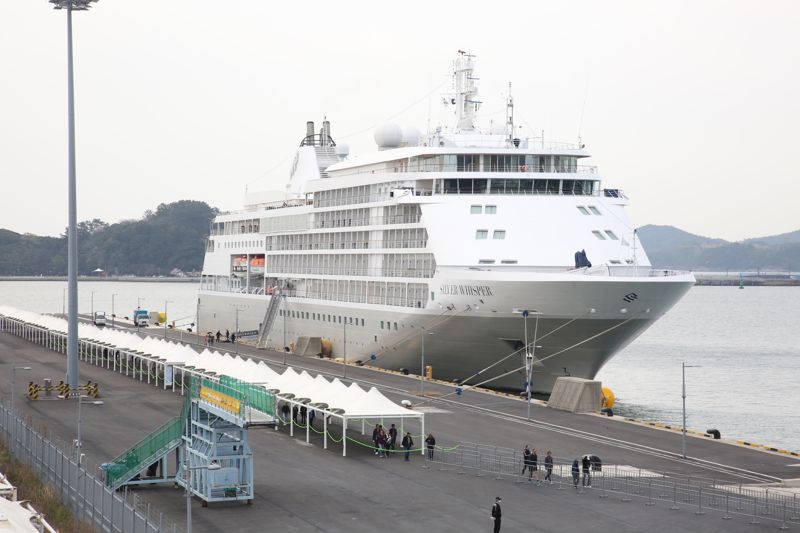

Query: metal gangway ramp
(256, 288), (284, 349)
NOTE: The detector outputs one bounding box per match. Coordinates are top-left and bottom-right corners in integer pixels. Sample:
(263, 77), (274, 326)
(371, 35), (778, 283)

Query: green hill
(0, 201), (217, 276)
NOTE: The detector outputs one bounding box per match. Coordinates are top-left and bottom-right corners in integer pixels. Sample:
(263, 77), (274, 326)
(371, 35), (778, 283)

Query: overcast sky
(1, 0), (798, 241)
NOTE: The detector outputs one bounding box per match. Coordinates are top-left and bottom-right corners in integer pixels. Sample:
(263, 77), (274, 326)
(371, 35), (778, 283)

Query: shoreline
(0, 276), (199, 283)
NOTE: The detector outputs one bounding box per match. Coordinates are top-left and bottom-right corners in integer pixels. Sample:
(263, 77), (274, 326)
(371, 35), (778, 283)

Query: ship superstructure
(198, 52), (694, 393)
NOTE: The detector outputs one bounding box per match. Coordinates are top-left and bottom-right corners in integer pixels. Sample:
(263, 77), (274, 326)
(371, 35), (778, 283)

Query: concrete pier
(1, 329), (797, 532)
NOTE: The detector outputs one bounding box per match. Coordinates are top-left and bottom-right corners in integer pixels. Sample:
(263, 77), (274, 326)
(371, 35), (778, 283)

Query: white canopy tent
(0, 306), (424, 456)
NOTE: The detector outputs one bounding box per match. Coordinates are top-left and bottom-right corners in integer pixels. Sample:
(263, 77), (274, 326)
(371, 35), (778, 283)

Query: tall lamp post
(49, 0), (99, 392)
(420, 329), (434, 395)
(75, 394), (103, 466)
(164, 300), (173, 339)
(136, 297), (145, 332)
(90, 290), (96, 319)
(110, 293), (117, 328)
(513, 309), (542, 419)
(682, 362), (700, 459)
(230, 304), (247, 355)
(10, 365), (32, 413)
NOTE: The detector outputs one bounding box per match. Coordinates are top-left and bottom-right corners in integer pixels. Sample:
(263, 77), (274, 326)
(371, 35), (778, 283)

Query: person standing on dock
(402, 432), (414, 461)
(281, 403), (290, 423)
(388, 424), (397, 455)
(425, 433), (436, 460)
(215, 330), (221, 343)
(308, 409), (315, 428)
(544, 451), (554, 484)
(225, 329), (230, 342)
(581, 455), (591, 487)
(490, 497), (502, 532)
(521, 445), (531, 476)
(571, 459), (580, 488)
(531, 448), (541, 485)
(300, 405), (307, 424)
(292, 405), (299, 424)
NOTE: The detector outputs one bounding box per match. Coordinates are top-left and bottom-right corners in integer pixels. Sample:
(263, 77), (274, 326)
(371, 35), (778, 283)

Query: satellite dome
(401, 126), (422, 147)
(374, 123), (403, 149)
(335, 143), (350, 160)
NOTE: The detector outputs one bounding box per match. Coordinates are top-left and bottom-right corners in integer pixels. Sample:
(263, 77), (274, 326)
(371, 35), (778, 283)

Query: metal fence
(425, 443), (800, 529)
(0, 403), (182, 533)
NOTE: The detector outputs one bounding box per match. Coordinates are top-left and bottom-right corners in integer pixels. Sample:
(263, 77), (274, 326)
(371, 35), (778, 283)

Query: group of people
(520, 446), (554, 485)
(279, 403), (319, 427)
(521, 445), (597, 488)
(205, 329), (236, 345)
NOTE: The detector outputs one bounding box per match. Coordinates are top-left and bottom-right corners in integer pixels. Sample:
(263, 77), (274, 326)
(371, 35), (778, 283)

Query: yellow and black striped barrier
(26, 380), (99, 400)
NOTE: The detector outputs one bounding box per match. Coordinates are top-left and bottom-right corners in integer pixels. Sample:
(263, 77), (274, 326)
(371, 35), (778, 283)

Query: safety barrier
(423, 444), (800, 528)
(26, 380), (99, 400)
(0, 402), (182, 533)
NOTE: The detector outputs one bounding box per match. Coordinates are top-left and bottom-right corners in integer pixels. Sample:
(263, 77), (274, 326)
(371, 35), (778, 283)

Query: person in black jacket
(490, 497), (502, 532)
(387, 424), (398, 455)
(544, 450), (554, 483)
(424, 433), (436, 460)
(581, 455), (592, 487)
(402, 432), (414, 461)
(571, 459), (580, 488)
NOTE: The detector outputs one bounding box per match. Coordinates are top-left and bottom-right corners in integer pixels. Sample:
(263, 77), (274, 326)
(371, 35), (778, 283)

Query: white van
(93, 311), (107, 327)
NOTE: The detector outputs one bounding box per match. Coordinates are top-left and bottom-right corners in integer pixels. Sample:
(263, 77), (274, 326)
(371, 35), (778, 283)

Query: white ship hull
(197, 271), (694, 393)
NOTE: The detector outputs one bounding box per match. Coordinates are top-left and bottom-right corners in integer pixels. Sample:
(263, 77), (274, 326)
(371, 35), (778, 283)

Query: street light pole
(420, 330), (434, 396)
(682, 362), (700, 459)
(184, 454), (221, 533)
(164, 300), (173, 339)
(10, 366), (32, 414)
(91, 290), (95, 319)
(342, 319), (347, 378)
(111, 293), (117, 328)
(49, 0), (99, 392)
(514, 309), (541, 420)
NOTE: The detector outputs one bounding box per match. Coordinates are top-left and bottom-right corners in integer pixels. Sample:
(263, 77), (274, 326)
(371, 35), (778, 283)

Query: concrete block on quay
(546, 376), (602, 413)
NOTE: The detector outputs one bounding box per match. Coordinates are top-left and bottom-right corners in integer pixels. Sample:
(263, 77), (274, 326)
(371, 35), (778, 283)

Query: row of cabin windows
(476, 230), (506, 240)
(223, 240), (263, 249)
(470, 205), (497, 214)
(210, 218), (260, 236)
(438, 178), (597, 195)
(577, 205), (602, 216)
(279, 309), (366, 327)
(478, 259), (518, 265)
(277, 309), (401, 332)
(408, 154), (578, 173)
(592, 230), (619, 240)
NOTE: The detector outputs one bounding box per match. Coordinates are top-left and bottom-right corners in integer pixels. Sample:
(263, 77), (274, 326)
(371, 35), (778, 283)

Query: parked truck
(132, 309), (148, 327)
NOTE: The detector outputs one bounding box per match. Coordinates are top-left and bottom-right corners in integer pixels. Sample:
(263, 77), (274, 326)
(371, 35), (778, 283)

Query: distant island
(0, 201), (217, 277)
(1, 201), (798, 277)
(637, 225), (800, 272)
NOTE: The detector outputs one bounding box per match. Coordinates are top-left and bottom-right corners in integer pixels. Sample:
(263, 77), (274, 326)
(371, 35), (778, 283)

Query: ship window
(485, 205), (497, 214)
(501, 260), (518, 264)
(381, 321), (384, 329)
(577, 206), (590, 215)
(394, 322), (398, 330)
(458, 179), (473, 193)
(431, 291), (435, 301)
(490, 179), (504, 194)
(519, 179), (533, 193)
(473, 179), (488, 193)
(361, 318), (365, 326)
(592, 230), (606, 240)
(605, 230), (619, 240)
(470, 205), (482, 214)
(493, 230), (506, 239)
(443, 179), (459, 194)
(479, 259), (495, 264)
(609, 259), (622, 264)
(476, 230), (488, 240)
(588, 206), (601, 215)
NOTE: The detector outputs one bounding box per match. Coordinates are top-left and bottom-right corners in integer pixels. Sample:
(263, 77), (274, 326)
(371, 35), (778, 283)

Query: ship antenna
(506, 82), (515, 146)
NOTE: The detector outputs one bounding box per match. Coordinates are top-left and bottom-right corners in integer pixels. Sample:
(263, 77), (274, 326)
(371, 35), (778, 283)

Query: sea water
(1, 281), (798, 451)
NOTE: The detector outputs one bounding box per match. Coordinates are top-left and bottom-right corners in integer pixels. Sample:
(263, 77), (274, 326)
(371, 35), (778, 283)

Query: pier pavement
(1, 330), (797, 532)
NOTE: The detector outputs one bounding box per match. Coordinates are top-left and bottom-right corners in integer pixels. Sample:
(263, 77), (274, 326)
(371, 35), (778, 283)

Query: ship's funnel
(306, 121), (315, 139)
(323, 120), (331, 146)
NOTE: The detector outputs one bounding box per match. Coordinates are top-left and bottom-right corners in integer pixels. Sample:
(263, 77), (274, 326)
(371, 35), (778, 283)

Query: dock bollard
(670, 482), (679, 510)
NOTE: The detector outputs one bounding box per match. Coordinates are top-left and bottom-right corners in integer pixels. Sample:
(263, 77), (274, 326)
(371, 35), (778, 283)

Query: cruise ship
(197, 52), (695, 393)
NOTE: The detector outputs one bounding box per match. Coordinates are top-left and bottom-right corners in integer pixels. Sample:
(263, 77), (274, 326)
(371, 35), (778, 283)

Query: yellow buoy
(601, 387), (616, 409)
